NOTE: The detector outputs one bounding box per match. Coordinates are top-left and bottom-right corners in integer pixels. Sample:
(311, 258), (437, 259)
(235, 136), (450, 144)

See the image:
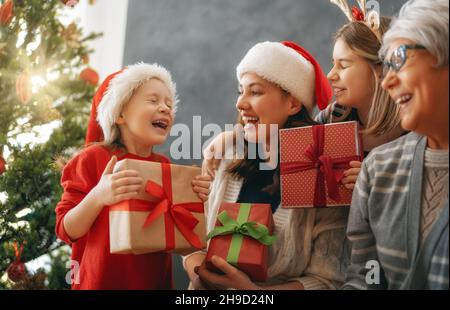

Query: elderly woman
(343, 0), (448, 290)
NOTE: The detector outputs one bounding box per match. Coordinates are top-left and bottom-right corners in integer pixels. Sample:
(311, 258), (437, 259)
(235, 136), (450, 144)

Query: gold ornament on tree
(0, 41), (7, 56)
(61, 22), (81, 49)
(81, 54), (89, 65)
(16, 70), (33, 104)
(36, 95), (61, 122)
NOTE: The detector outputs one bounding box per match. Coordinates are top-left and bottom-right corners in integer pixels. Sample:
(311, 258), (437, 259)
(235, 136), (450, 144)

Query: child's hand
(202, 131), (234, 177)
(92, 156), (144, 206)
(192, 175), (212, 202)
(342, 161), (362, 190)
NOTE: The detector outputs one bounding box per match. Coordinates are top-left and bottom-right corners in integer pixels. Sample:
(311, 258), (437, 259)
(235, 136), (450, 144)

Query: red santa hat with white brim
(85, 62), (178, 145)
(236, 41), (332, 112)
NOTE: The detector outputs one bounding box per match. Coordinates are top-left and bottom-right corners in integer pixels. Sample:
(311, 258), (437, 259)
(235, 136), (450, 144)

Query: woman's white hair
(380, 0), (449, 68)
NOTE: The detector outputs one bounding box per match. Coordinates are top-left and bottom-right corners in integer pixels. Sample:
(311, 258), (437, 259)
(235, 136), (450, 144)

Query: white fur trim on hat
(97, 62), (178, 144)
(236, 41), (315, 111)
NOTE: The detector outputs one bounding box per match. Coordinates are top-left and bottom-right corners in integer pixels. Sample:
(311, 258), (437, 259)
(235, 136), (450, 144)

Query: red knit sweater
(55, 145), (173, 290)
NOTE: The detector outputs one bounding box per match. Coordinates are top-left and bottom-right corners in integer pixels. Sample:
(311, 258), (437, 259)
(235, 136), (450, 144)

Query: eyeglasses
(382, 44), (426, 78)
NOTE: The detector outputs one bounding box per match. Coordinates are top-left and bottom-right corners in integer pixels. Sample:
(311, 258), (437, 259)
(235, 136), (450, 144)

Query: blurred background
(0, 0), (406, 289)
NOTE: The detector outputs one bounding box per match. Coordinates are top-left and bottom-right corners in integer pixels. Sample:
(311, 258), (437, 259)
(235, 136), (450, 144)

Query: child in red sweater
(55, 63), (211, 290)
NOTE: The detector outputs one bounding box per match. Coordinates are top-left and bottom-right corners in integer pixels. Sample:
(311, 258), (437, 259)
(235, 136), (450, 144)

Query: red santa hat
(85, 62), (178, 145)
(236, 41), (332, 112)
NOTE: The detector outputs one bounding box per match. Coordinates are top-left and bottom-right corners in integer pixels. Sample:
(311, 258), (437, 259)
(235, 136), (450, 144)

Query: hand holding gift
(192, 174), (213, 202)
(109, 159), (209, 255)
(196, 255), (260, 290)
(342, 160), (362, 190)
(280, 121), (364, 208)
(91, 156), (143, 206)
(205, 203), (276, 283)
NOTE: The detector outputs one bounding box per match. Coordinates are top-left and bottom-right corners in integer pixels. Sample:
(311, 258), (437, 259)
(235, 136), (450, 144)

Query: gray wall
(124, 0), (407, 290)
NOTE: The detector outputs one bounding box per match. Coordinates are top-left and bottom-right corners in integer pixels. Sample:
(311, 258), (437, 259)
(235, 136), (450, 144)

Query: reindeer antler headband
(330, 0), (382, 42)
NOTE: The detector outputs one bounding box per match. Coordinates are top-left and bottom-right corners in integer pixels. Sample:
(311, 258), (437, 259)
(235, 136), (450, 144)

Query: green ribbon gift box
(205, 203), (276, 282)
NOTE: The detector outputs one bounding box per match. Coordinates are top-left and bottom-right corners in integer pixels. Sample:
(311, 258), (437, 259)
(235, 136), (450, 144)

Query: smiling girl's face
(236, 72), (301, 144)
(116, 78), (174, 147)
(328, 38), (378, 111)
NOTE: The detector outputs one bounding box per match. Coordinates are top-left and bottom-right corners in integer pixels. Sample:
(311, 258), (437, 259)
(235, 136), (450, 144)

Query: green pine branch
(0, 0), (102, 287)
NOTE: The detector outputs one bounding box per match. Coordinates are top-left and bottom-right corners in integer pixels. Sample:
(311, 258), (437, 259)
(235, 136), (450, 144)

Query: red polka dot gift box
(280, 121), (364, 208)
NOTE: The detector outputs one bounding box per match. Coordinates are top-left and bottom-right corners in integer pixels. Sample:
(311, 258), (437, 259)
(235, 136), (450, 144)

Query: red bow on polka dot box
(280, 121), (364, 208)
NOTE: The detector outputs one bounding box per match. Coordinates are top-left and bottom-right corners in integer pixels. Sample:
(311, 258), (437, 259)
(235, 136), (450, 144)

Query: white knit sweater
(184, 153), (350, 290)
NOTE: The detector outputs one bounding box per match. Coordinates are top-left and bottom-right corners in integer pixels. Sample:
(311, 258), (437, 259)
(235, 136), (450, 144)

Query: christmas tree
(0, 0), (101, 289)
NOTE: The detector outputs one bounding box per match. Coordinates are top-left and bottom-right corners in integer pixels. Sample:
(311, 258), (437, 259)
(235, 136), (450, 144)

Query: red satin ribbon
(110, 163), (204, 251)
(280, 125), (360, 207)
(352, 6), (365, 21)
(144, 163), (203, 251)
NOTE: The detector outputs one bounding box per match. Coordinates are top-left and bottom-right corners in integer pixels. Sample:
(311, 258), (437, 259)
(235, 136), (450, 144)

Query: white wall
(76, 0), (129, 81)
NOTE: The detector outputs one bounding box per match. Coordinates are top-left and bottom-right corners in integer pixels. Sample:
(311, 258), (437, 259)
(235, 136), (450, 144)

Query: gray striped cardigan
(343, 132), (449, 290)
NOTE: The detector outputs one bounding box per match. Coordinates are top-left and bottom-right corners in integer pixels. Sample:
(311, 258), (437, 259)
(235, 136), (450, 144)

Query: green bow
(207, 203), (276, 267)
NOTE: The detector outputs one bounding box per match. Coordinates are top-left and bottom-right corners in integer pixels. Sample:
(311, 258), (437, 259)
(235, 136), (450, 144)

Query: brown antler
(330, 0), (353, 22)
(357, 0), (367, 16)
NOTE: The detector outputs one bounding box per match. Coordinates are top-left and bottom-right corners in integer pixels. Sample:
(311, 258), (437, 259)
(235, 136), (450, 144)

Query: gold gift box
(109, 159), (206, 256)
